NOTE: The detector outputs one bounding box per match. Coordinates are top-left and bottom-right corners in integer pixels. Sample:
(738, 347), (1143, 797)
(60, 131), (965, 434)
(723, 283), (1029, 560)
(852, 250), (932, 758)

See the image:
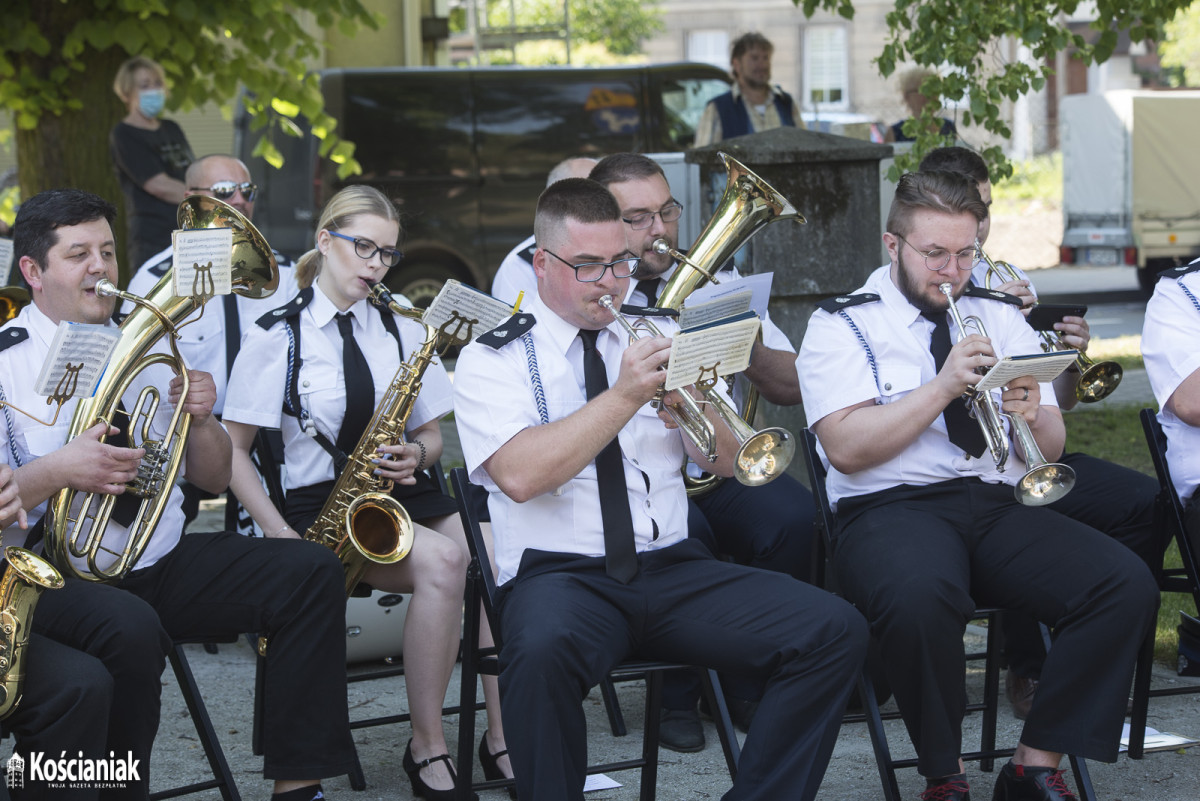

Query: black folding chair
(450, 467), (740, 801)
(799, 428), (1096, 801)
(1129, 409), (1200, 758)
(150, 638), (241, 801)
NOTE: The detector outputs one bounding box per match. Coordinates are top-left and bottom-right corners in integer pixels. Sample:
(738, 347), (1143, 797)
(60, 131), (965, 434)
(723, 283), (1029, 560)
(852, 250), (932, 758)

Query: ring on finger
(1022, 388), (1030, 402)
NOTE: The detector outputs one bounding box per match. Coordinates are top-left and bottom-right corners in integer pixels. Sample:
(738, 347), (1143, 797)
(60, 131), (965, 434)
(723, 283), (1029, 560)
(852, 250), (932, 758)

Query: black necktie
(578, 329), (638, 583)
(634, 279), (660, 307)
(335, 312), (374, 456)
(922, 311), (988, 458)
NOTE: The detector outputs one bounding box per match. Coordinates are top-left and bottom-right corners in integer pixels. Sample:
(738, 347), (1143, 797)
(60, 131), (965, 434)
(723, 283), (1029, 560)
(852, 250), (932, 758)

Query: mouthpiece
(651, 239), (672, 255)
(95, 279), (120, 298)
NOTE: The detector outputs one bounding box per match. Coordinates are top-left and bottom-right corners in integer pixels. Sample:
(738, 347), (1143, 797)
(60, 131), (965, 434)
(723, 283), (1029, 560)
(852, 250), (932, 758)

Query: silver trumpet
(938, 283), (1075, 506)
(597, 295), (794, 486)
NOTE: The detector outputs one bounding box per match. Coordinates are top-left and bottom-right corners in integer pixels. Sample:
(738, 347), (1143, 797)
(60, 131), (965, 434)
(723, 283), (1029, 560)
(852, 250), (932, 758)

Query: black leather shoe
(403, 740), (478, 801)
(658, 708), (705, 752)
(1004, 668), (1038, 721)
(478, 735), (517, 799)
(725, 696), (759, 733)
(921, 773), (971, 800)
(991, 762), (1078, 801)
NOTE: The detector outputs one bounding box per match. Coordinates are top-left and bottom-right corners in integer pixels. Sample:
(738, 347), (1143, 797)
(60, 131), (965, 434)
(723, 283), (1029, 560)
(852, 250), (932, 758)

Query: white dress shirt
(0, 303), (183, 572)
(222, 283), (452, 490)
(1142, 265), (1200, 504)
(453, 293), (691, 584)
(127, 245), (300, 415)
(490, 234), (537, 307)
(798, 265), (1058, 508)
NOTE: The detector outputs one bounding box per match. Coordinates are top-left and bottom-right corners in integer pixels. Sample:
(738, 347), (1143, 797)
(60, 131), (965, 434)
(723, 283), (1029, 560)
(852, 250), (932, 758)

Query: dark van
(236, 63), (730, 304)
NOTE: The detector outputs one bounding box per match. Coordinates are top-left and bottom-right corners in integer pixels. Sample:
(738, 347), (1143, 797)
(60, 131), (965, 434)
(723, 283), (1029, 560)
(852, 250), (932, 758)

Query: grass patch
(1087, 334), (1144, 372)
(991, 153), (1062, 204)
(1064, 401), (1195, 665)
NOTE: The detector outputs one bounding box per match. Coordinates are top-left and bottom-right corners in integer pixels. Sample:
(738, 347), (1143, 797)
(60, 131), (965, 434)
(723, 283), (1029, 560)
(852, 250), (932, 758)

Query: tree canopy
(795, 0), (1193, 179)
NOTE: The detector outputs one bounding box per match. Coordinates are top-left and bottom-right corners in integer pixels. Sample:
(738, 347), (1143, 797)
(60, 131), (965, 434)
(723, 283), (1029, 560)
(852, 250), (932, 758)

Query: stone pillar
(687, 128), (893, 474)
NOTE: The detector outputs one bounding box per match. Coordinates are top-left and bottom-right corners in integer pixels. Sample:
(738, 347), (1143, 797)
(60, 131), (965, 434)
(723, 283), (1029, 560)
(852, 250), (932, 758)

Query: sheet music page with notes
(663, 312), (760, 391)
(171, 227), (233, 297)
(974, 351), (1078, 394)
(682, 271), (774, 319)
(35, 322), (122, 399)
(0, 237), (12, 286)
(423, 279), (513, 345)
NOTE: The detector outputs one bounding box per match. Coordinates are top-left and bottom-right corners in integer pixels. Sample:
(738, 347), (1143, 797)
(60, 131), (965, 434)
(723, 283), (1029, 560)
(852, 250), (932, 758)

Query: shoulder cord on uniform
(283, 320), (314, 433)
(1178, 279), (1200, 315)
(836, 310), (882, 399)
(0, 382), (21, 468)
(520, 333), (549, 425)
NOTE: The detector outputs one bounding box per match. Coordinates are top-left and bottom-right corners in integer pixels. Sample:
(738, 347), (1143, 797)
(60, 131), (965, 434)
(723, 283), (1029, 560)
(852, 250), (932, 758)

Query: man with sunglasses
(586, 152), (815, 750)
(126, 154), (299, 527)
(453, 177), (866, 801)
(798, 170), (1157, 801)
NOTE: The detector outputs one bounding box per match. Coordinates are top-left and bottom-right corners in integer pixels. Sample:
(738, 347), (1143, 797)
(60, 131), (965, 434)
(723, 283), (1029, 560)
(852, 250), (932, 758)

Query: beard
(895, 250), (956, 314)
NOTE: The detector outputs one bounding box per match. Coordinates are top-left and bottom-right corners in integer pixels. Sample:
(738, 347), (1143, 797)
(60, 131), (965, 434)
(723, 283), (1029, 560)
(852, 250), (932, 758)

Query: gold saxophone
(44, 196), (278, 581)
(301, 281), (451, 597)
(0, 547), (64, 720)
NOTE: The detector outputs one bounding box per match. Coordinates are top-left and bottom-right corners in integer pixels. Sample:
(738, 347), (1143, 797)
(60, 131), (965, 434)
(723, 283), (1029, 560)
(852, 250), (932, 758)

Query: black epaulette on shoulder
(0, 327), (28, 353)
(517, 242), (537, 266)
(1158, 259), (1200, 280)
(815, 293), (880, 313)
(962, 284), (1022, 306)
(147, 255), (173, 278)
(256, 286), (314, 329)
(476, 313), (536, 349)
(618, 304), (678, 318)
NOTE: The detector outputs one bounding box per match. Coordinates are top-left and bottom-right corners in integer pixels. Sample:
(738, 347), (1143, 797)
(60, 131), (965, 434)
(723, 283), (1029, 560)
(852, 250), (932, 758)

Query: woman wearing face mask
(109, 55), (195, 272)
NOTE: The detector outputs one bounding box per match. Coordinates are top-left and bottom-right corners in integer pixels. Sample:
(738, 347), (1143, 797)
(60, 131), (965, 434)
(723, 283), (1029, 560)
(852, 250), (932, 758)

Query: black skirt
(285, 469), (458, 535)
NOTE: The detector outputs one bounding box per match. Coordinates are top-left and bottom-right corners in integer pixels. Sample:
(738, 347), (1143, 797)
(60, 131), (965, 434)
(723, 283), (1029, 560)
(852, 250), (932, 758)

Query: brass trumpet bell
(178, 195), (278, 298)
(1076, 358), (1123, 404)
(1015, 463), (1077, 506)
(734, 427), (795, 487)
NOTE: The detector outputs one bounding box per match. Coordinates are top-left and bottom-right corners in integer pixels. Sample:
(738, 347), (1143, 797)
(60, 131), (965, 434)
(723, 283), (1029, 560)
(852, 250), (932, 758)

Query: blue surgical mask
(138, 88), (165, 118)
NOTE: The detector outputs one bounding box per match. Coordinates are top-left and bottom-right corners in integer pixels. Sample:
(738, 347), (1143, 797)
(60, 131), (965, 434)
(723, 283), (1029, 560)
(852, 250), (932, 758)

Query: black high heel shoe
(478, 735), (517, 800)
(403, 740), (478, 801)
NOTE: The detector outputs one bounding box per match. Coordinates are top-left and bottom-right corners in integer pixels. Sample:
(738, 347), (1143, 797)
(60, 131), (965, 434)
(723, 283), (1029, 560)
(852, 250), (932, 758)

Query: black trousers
(7, 580), (168, 801)
(833, 478), (1159, 778)
(117, 531), (357, 781)
(1002, 452), (1163, 678)
(662, 473), (817, 711)
(496, 539), (867, 801)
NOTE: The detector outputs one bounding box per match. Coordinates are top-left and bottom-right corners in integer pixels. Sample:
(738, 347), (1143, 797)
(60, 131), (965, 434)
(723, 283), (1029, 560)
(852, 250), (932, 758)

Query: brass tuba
(981, 250), (1122, 403)
(44, 196), (278, 581)
(650, 152), (805, 493)
(0, 546), (65, 720)
(301, 281), (446, 598)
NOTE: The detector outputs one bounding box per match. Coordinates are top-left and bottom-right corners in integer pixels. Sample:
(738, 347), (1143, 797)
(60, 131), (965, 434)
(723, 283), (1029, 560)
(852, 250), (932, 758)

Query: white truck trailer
(1060, 90), (1200, 292)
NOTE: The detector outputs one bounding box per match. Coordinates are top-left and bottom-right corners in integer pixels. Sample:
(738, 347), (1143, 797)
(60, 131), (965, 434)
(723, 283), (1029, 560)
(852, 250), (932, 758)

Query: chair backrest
(451, 467), (503, 649)
(1140, 408), (1200, 605)
(800, 428), (836, 590)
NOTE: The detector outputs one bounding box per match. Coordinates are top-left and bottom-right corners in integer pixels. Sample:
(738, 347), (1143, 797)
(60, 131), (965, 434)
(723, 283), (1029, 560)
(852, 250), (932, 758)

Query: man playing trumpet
(798, 170), (1157, 801)
(454, 177), (867, 801)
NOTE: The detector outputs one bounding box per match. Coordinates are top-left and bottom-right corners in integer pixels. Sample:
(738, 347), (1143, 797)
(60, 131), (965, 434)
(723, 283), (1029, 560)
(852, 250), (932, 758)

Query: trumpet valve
(127, 440), (169, 497)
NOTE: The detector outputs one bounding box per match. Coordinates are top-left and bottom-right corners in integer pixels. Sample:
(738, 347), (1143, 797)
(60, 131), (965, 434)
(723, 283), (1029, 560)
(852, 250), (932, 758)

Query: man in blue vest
(694, 33), (802, 147)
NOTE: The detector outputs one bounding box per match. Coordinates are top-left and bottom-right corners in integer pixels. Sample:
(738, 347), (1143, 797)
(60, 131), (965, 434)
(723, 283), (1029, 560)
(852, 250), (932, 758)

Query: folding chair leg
(698, 670), (740, 779)
(859, 670), (902, 801)
(639, 671), (663, 801)
(1067, 753), (1096, 801)
(150, 644), (240, 801)
(979, 613), (1004, 772)
(601, 675), (628, 736)
(1128, 627), (1155, 760)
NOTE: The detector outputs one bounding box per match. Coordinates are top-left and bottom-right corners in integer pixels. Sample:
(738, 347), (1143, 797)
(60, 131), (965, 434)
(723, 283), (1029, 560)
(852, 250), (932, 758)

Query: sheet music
(0, 237), (13, 285)
(423, 279), (513, 345)
(664, 313), (759, 391)
(678, 289), (752, 330)
(974, 351), (1078, 393)
(683, 271), (774, 319)
(34, 322), (122, 399)
(171, 227), (233, 297)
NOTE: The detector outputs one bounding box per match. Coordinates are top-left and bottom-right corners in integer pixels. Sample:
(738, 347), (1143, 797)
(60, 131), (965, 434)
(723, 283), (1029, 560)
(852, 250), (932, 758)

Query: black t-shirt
(109, 119), (194, 269)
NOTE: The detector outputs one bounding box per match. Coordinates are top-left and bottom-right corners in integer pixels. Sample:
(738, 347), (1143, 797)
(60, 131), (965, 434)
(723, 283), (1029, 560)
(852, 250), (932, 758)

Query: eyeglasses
(895, 234), (980, 272)
(543, 249), (640, 283)
(189, 181), (259, 202)
(327, 230), (404, 268)
(622, 202), (683, 230)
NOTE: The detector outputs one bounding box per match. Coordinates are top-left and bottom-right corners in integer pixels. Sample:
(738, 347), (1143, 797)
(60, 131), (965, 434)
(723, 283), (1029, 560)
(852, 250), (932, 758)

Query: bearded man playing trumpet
(454, 177), (867, 801)
(0, 189), (356, 801)
(798, 170), (1158, 801)
(918, 146), (1162, 722)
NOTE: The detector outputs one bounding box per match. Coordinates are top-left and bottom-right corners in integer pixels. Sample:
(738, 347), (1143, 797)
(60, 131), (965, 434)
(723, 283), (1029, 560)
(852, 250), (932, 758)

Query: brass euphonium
(648, 152), (805, 493)
(45, 196), (278, 581)
(982, 250), (1122, 403)
(301, 280), (445, 598)
(0, 547), (64, 720)
(0, 287), (30, 323)
(939, 283), (1076, 506)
